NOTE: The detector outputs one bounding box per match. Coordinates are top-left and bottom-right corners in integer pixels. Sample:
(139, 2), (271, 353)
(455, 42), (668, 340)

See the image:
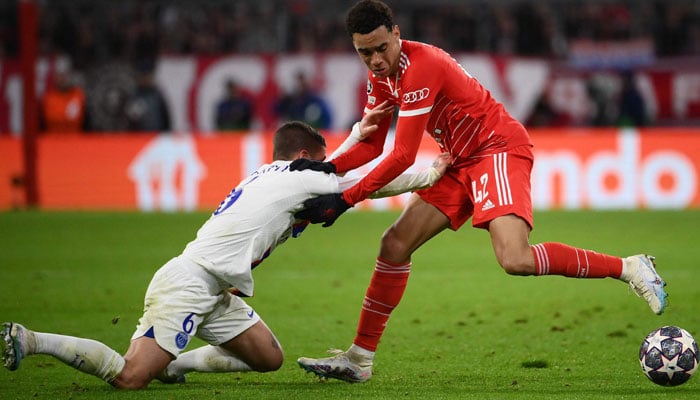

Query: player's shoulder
(256, 161), (291, 173)
(403, 40), (449, 59)
(402, 40), (454, 71)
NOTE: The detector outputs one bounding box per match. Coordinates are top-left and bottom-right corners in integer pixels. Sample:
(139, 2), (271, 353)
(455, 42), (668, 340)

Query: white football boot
(2, 322), (35, 371)
(298, 349), (373, 383)
(624, 255), (667, 315)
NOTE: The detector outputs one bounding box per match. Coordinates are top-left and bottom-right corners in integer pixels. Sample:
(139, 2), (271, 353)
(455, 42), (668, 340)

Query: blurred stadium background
(0, 0), (699, 211)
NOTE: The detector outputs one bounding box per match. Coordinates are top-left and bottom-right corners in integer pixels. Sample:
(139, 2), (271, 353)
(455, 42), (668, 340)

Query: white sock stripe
(493, 154), (503, 206)
(532, 244), (549, 275)
(493, 153), (513, 206)
(501, 153), (513, 204)
(575, 249), (582, 277)
(375, 260), (411, 274)
(361, 306), (392, 317)
(582, 249), (590, 277)
(531, 245), (539, 273)
(364, 296), (396, 310)
(376, 259), (411, 269)
(532, 245), (540, 274)
(375, 266), (411, 274)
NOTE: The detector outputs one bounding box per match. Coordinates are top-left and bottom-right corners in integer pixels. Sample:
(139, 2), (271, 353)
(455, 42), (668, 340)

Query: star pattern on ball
(640, 326), (699, 386)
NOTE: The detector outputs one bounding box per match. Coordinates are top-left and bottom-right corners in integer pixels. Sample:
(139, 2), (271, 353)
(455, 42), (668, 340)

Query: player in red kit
(293, 0), (668, 383)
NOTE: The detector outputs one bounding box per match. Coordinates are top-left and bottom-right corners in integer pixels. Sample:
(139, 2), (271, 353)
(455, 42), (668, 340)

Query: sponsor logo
(247, 309), (255, 318)
(368, 95), (376, 105)
(175, 331), (189, 350)
(481, 199), (495, 211)
(366, 80), (373, 94)
(402, 88), (429, 104)
(129, 136), (205, 212)
(71, 355), (85, 370)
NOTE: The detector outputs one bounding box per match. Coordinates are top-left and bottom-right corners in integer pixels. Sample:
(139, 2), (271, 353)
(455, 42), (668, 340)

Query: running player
(293, 0), (667, 383)
(2, 109), (452, 389)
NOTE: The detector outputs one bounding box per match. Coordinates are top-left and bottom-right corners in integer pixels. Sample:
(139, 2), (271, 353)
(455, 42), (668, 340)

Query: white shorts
(131, 256), (261, 357)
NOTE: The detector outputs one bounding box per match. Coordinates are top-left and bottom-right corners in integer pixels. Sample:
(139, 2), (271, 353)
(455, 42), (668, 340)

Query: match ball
(639, 325), (699, 386)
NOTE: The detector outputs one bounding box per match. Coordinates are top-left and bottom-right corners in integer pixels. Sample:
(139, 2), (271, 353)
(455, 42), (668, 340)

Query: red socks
(354, 257), (411, 352)
(531, 242), (623, 278)
(353, 245), (621, 351)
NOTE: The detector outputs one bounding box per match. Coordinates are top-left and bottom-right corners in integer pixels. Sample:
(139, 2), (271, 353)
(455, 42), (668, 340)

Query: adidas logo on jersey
(481, 199), (495, 211)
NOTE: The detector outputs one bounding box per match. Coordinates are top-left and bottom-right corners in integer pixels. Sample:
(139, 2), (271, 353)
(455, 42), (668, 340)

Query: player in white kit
(2, 104), (452, 389)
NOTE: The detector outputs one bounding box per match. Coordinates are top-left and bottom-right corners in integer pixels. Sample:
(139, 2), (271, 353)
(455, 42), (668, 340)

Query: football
(639, 325), (699, 386)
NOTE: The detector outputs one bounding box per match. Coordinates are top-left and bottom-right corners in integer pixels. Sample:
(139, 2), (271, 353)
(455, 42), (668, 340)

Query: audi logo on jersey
(402, 88), (430, 104)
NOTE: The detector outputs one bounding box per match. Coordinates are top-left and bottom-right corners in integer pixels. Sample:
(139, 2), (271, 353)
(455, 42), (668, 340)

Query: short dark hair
(272, 121), (326, 160)
(345, 0), (394, 36)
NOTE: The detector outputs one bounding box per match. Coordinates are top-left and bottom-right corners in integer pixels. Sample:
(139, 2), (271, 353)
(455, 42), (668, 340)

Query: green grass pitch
(0, 210), (699, 399)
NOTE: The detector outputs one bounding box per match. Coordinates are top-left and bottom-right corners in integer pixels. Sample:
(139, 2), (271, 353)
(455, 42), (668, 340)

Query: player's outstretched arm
(294, 153), (452, 227)
(367, 152), (452, 198)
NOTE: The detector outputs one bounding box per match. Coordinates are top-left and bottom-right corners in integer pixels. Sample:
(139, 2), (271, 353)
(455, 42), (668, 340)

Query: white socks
(163, 345), (252, 378)
(619, 256), (633, 283)
(348, 343), (374, 367)
(28, 331), (252, 383)
(32, 331), (125, 382)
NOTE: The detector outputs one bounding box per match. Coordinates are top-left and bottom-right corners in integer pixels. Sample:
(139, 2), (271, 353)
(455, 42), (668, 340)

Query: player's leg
(355, 195), (450, 351)
(217, 319), (283, 372)
(488, 214), (626, 278)
(298, 194), (450, 383)
(491, 215), (627, 279)
(488, 213), (625, 279)
(2, 321), (128, 386)
(489, 218), (667, 315)
(483, 146), (666, 314)
(161, 320), (283, 382)
(159, 294), (282, 382)
(487, 214), (535, 275)
(111, 336), (173, 389)
(131, 256), (243, 386)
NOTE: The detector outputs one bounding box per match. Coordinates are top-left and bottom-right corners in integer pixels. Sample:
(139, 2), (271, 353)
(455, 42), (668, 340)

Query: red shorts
(416, 145), (533, 231)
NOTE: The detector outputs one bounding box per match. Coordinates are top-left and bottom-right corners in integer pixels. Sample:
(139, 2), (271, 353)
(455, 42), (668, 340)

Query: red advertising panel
(1, 129), (699, 211)
(531, 128), (700, 209)
(0, 137), (23, 208)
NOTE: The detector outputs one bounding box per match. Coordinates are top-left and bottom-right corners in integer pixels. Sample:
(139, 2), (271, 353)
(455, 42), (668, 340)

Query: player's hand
(358, 100), (393, 140)
(432, 152), (453, 177)
(294, 193), (351, 227)
(289, 159), (337, 174)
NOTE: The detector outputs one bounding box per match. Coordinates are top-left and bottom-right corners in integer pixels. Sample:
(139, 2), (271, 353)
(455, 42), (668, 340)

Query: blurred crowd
(1, 0), (699, 68)
(1, 0), (699, 133)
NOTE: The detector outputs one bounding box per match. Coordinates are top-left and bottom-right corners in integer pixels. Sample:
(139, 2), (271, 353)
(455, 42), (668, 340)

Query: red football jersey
(332, 39), (532, 205)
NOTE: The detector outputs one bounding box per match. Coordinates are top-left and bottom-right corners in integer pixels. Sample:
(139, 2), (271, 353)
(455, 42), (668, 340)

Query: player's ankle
(348, 344), (374, 366)
(619, 256), (635, 283)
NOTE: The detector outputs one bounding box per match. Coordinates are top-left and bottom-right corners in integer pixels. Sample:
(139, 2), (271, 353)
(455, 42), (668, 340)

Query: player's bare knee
(380, 228), (410, 260)
(251, 350), (284, 372)
(259, 357), (283, 372)
(497, 254), (534, 276)
(111, 369), (151, 390)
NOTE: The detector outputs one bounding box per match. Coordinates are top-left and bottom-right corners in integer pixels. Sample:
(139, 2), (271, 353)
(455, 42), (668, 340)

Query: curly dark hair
(272, 121), (326, 160)
(345, 0), (394, 37)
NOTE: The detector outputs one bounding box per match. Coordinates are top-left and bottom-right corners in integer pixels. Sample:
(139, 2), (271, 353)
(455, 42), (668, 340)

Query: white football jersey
(181, 160), (340, 297)
(181, 154), (441, 297)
